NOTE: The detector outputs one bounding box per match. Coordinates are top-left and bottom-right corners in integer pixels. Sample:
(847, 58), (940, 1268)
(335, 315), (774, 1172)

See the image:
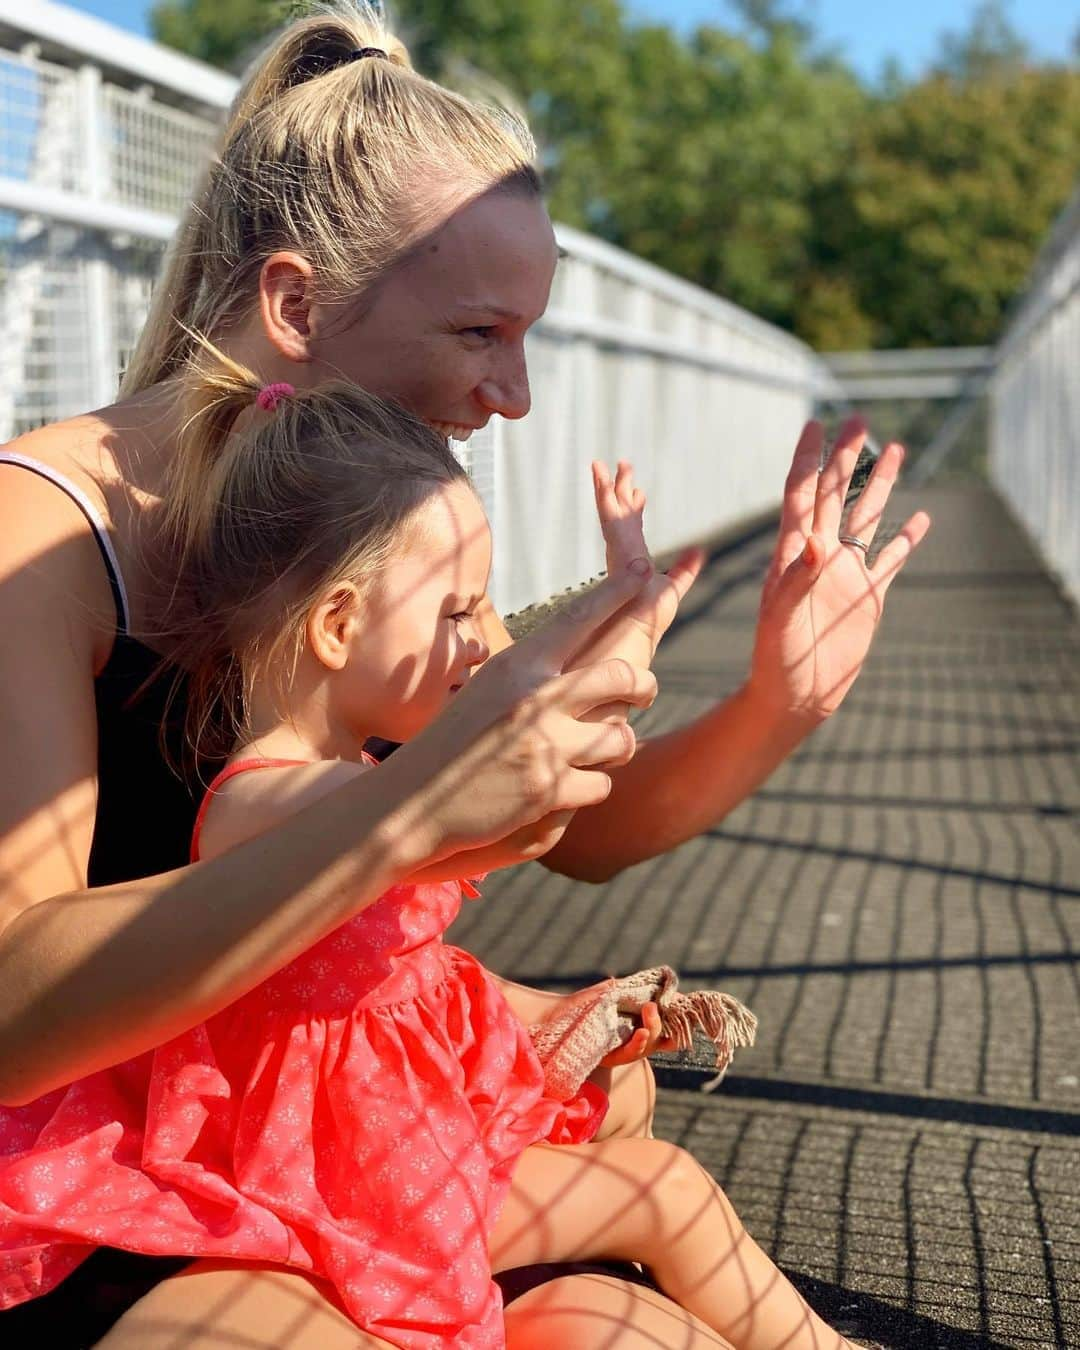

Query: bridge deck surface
(449, 484), (1079, 1349)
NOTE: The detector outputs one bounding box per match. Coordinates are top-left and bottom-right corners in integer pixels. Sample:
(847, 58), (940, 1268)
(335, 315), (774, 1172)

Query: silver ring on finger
(839, 532), (870, 557)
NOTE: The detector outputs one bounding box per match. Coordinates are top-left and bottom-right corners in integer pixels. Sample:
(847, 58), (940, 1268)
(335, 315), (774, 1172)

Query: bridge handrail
(0, 1), (849, 611)
(987, 183), (1080, 606)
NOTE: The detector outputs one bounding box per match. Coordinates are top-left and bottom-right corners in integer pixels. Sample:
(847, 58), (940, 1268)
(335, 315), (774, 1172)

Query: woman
(0, 4), (928, 1345)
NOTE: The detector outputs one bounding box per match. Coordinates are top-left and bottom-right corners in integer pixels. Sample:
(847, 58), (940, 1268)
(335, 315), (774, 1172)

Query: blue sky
(72, 0), (1077, 83)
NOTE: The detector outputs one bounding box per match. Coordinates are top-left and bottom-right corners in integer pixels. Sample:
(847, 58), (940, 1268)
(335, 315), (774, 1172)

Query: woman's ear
(307, 585), (363, 672)
(259, 252), (316, 364)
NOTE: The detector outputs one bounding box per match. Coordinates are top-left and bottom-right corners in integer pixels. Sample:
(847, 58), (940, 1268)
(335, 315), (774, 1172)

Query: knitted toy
(528, 966), (757, 1101)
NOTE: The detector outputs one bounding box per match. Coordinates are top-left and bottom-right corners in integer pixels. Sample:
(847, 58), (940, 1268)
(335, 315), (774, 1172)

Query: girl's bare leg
(95, 1260), (397, 1349)
(590, 1059), (656, 1140)
(492, 976), (657, 1140)
(492, 1139), (859, 1350)
(505, 1272), (733, 1349)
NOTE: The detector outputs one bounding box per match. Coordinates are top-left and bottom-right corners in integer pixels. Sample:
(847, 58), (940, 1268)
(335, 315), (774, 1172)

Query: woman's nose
(476, 347), (531, 420)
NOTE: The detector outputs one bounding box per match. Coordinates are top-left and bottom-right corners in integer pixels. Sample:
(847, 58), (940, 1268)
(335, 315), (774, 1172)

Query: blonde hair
(160, 340), (471, 760)
(121, 1), (539, 399)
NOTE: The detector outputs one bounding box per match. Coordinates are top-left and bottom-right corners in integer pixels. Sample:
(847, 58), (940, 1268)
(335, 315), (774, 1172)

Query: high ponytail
(121, 1), (538, 398)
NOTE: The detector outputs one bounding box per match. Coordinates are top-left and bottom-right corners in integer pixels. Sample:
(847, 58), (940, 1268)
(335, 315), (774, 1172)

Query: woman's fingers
(545, 659), (658, 720)
(773, 420), (825, 573)
(813, 414), (868, 541)
(563, 716), (638, 769)
(844, 441), (905, 547)
(871, 509), (932, 594)
(515, 565), (653, 674)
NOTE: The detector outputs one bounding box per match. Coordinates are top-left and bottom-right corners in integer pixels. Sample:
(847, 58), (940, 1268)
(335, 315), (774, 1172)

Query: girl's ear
(259, 251), (316, 364)
(307, 585), (363, 672)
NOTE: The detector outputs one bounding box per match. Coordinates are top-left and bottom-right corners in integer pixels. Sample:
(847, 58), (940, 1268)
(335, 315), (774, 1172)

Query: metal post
(78, 61), (117, 408)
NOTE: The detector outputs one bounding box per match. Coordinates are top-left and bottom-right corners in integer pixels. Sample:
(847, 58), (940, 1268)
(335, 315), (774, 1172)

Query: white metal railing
(0, 1), (841, 612)
(492, 225), (824, 612)
(988, 185), (1080, 607)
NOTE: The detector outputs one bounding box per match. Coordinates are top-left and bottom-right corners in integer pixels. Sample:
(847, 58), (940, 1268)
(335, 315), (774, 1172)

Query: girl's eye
(460, 326), (496, 341)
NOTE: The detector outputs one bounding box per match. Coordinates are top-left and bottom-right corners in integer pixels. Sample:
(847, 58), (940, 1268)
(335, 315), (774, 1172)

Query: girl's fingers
(632, 487), (646, 512)
(665, 547), (705, 603)
(813, 415), (868, 540)
(844, 441), (905, 546)
(592, 461), (614, 519)
(774, 420), (824, 573)
(615, 459), (634, 508)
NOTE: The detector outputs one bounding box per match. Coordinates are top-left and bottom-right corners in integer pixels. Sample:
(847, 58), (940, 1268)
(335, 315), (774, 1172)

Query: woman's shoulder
(0, 416), (132, 660)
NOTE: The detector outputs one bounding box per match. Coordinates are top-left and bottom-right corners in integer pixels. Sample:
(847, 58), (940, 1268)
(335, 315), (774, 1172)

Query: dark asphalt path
(449, 484), (1079, 1349)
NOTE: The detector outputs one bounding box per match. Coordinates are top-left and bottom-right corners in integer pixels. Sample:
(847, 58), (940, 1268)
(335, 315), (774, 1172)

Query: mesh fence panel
(105, 85), (216, 216)
(0, 51), (80, 190)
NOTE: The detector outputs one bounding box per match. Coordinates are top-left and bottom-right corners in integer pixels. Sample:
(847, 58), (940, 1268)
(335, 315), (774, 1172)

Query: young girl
(0, 354), (857, 1350)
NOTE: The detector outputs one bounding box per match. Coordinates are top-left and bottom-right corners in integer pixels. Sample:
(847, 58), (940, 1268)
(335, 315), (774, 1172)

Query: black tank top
(0, 454), (220, 884)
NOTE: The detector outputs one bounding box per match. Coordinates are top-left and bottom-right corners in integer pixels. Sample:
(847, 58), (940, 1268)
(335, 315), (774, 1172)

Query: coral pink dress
(0, 758), (607, 1347)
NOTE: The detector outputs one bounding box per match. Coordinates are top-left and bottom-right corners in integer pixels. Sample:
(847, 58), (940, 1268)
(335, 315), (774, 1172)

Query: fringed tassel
(528, 965), (757, 1103)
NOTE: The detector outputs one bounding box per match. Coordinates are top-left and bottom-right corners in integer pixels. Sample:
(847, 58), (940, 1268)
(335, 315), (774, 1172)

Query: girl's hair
(121, 1), (539, 399)
(161, 339), (471, 761)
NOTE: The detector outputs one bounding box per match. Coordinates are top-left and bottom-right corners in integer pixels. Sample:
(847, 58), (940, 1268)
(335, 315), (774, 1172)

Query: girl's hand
(749, 418), (931, 724)
(599, 1000), (679, 1065)
(567, 463), (701, 727)
(594, 459), (648, 575)
(587, 461), (704, 667)
(384, 564), (659, 865)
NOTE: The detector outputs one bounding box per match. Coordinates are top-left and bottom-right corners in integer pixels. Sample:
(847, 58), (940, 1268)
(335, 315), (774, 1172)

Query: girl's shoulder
(193, 756), (374, 863)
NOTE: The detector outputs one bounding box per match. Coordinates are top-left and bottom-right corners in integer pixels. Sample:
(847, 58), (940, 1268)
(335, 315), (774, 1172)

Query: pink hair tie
(256, 381), (295, 412)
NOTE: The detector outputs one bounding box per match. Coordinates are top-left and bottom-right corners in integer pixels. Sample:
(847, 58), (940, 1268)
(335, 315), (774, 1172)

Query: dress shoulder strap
(190, 757), (308, 863)
(0, 451), (131, 635)
(190, 753), (379, 862)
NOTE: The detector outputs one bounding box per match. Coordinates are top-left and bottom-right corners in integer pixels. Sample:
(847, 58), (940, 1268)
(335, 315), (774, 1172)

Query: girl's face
(311, 189), (558, 441)
(338, 479), (493, 743)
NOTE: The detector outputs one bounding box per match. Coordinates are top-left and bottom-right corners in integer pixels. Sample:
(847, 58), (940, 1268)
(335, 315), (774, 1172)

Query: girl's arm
(0, 475), (654, 1104)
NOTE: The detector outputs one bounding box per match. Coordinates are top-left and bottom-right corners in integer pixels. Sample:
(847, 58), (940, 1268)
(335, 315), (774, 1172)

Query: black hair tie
(350, 47), (389, 61)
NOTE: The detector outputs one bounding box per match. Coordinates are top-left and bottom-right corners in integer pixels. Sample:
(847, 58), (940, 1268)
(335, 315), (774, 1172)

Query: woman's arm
(489, 421), (931, 883)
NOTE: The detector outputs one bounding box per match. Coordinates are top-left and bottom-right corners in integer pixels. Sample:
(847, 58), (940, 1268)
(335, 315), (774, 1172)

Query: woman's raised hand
(384, 563), (659, 865)
(749, 417), (931, 723)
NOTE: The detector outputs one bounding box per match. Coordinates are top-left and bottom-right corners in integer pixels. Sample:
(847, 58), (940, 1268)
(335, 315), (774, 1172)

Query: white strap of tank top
(0, 451), (131, 633)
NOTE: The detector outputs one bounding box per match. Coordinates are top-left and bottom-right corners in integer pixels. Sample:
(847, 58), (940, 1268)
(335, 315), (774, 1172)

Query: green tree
(150, 0), (286, 69)
(814, 66), (1080, 347)
(936, 0), (1027, 81)
(148, 0), (1080, 352)
(602, 20), (867, 337)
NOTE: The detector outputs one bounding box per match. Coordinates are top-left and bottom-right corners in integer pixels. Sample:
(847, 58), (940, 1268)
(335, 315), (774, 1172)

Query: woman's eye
(450, 610), (473, 623)
(460, 326), (496, 341)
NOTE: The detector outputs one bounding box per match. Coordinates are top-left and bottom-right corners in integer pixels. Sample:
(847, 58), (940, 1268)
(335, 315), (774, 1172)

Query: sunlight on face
(311, 187), (558, 439)
(340, 480), (493, 743)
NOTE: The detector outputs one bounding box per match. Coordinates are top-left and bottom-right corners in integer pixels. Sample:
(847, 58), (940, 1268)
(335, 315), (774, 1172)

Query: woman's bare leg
(95, 1261), (397, 1349)
(492, 1139), (859, 1350)
(505, 1272), (733, 1349)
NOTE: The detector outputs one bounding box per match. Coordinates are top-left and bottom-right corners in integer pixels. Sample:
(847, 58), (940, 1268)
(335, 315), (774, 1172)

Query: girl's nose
(465, 633), (490, 667)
